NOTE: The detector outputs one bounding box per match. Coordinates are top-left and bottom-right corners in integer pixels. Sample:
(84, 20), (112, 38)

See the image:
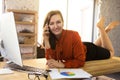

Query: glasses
(28, 72), (48, 80)
(28, 70), (51, 80)
(28, 72), (41, 80)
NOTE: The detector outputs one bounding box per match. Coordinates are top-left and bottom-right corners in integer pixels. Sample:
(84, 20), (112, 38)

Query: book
(49, 68), (92, 79)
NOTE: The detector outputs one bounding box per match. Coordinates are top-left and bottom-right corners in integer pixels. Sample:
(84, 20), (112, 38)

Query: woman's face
(49, 14), (63, 37)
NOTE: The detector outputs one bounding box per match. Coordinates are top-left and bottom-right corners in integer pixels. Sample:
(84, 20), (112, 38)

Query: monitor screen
(0, 12), (23, 66)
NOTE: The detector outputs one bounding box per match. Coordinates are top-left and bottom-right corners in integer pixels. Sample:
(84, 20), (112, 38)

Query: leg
(94, 20), (120, 46)
(94, 17), (116, 57)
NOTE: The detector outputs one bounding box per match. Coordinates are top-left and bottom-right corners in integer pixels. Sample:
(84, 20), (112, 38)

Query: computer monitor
(0, 12), (23, 66)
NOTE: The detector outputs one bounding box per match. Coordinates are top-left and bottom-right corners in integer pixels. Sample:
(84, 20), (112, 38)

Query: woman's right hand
(43, 24), (50, 41)
(43, 24), (51, 49)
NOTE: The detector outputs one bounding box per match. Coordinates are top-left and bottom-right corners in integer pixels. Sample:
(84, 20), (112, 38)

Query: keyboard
(5, 62), (48, 73)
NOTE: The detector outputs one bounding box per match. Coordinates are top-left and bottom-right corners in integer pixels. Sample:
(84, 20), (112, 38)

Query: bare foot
(97, 17), (105, 29)
(105, 21), (120, 33)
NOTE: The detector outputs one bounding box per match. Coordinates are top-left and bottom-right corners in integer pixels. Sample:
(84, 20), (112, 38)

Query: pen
(58, 68), (60, 73)
(57, 60), (61, 73)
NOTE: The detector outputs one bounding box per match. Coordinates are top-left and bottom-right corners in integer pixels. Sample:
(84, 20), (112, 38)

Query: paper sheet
(49, 68), (92, 79)
(0, 68), (14, 75)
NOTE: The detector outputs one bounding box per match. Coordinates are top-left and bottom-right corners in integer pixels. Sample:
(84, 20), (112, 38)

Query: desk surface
(0, 58), (83, 80)
(1, 57), (120, 80)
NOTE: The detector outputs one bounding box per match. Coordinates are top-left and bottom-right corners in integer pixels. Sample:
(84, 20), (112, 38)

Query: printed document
(49, 68), (92, 79)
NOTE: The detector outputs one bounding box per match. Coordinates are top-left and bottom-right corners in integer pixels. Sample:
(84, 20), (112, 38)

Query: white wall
(38, 0), (94, 44)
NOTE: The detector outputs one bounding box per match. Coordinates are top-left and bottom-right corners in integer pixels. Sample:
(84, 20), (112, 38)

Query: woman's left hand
(47, 59), (65, 68)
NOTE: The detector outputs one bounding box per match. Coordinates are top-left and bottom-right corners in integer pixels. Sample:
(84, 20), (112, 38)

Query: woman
(42, 10), (120, 68)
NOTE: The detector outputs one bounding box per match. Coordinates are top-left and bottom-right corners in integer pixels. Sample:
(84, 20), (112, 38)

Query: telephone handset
(44, 23), (56, 49)
(44, 23), (50, 33)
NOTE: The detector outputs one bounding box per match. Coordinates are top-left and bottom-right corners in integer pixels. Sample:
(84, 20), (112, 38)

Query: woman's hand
(43, 24), (50, 41)
(43, 24), (50, 49)
(47, 59), (65, 68)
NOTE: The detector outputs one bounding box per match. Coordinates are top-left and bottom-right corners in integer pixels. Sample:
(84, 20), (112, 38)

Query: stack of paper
(49, 68), (92, 79)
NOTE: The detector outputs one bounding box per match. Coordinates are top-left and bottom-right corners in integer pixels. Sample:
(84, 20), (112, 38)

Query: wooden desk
(0, 58), (91, 80)
(1, 57), (120, 80)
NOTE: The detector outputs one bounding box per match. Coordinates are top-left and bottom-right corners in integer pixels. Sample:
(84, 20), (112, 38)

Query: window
(38, 0), (94, 44)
